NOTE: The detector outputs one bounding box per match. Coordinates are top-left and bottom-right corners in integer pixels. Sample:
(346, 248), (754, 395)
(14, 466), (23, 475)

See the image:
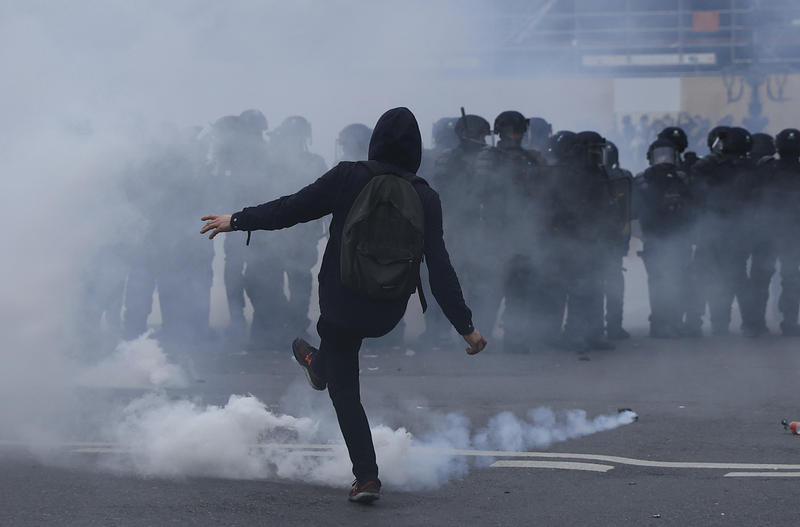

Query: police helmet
(750, 133), (776, 160)
(494, 111), (529, 137)
(213, 115), (239, 133)
(572, 131), (606, 166)
(776, 128), (800, 156)
(647, 139), (680, 166)
(274, 116), (312, 143)
(337, 123), (372, 159)
(526, 117), (552, 148)
(454, 114), (490, 144)
(707, 125), (731, 152)
(238, 109), (268, 135)
(548, 130), (576, 162)
(726, 127), (752, 155)
(432, 117), (459, 149)
(657, 126), (689, 153)
(604, 141), (620, 169)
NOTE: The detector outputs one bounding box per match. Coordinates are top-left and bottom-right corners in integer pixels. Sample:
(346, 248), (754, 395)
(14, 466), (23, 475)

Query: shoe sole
(348, 491), (380, 503)
(292, 339), (326, 391)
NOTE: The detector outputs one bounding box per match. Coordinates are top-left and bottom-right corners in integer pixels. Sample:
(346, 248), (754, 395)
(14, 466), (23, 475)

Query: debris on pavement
(782, 419), (800, 435)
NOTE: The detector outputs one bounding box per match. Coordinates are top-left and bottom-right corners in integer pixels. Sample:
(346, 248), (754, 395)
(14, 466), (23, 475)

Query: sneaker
(292, 338), (326, 391)
(348, 479), (381, 503)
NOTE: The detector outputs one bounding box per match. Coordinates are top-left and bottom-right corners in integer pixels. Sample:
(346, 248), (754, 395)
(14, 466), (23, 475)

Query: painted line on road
(724, 472), (800, 478)
(419, 447), (800, 471)
(5, 440), (800, 472)
(491, 460), (614, 473)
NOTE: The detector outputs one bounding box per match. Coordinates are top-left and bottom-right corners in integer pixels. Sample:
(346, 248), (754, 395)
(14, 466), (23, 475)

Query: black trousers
(563, 244), (605, 340)
(640, 237), (690, 331)
(740, 240), (776, 331)
(778, 245), (800, 331)
(317, 318), (388, 482)
(697, 238), (748, 333)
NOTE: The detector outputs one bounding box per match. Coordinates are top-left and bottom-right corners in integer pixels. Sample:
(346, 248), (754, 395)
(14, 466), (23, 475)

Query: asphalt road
(3, 332), (800, 526)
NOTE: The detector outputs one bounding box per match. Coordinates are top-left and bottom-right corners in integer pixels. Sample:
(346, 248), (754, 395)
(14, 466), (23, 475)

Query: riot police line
(79, 108), (800, 355)
(428, 112), (800, 351)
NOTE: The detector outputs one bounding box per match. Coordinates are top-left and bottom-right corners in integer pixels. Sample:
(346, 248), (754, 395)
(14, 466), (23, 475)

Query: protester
(200, 107), (487, 503)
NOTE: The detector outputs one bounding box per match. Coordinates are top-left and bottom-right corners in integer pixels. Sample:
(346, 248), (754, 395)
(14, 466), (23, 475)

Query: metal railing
(474, 0), (800, 73)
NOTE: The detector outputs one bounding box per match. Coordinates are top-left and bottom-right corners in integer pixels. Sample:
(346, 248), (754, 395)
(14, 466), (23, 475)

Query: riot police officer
(737, 132), (778, 336)
(600, 141), (633, 340)
(530, 130), (577, 344)
(419, 117), (459, 181)
(433, 114), (490, 213)
(690, 126), (754, 335)
(199, 111), (270, 346)
(553, 131), (617, 351)
(242, 116), (327, 349)
(524, 117), (553, 158)
(658, 126), (700, 171)
(633, 139), (695, 338)
(424, 113), (491, 344)
(759, 129), (800, 336)
(122, 125), (216, 351)
(474, 111), (546, 350)
(336, 123), (372, 163)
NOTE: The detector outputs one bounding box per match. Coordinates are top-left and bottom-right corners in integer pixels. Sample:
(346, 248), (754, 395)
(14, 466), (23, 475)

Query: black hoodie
(230, 107), (474, 336)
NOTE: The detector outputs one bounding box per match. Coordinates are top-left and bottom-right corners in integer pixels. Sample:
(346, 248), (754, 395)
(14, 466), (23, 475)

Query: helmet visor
(650, 146), (678, 166)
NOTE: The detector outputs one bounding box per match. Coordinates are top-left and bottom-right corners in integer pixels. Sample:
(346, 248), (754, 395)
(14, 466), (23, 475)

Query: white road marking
(419, 448), (800, 471)
(724, 472), (800, 478)
(491, 460), (614, 472)
(4, 440), (800, 473)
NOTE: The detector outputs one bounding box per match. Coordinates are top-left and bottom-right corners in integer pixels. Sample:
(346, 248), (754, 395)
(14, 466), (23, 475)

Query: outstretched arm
(229, 164), (342, 232)
(200, 164), (343, 240)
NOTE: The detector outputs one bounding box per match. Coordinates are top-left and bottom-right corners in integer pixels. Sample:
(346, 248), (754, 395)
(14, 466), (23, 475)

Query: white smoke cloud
(78, 332), (189, 389)
(0, 0), (652, 490)
(108, 393), (318, 479)
(102, 391), (636, 490)
(473, 407), (638, 452)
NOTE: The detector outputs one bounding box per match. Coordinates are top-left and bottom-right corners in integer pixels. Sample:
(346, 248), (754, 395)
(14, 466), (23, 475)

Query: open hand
(200, 214), (233, 239)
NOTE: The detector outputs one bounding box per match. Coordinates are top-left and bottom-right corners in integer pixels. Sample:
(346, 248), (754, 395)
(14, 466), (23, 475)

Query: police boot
(606, 326), (630, 340)
(650, 324), (680, 339)
(781, 323), (800, 337)
(585, 335), (616, 351)
(680, 321), (703, 338)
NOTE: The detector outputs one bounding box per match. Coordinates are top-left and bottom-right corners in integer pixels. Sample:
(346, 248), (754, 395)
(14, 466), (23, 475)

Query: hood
(368, 107), (422, 173)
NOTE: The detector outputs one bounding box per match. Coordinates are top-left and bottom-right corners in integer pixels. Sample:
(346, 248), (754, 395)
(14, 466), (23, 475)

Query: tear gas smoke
(0, 0), (710, 494)
(95, 342), (635, 489)
(78, 332), (189, 389)
(107, 391), (635, 489)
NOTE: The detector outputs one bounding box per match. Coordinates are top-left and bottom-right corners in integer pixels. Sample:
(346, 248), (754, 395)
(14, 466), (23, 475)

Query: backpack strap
(417, 265), (428, 314)
(358, 160), (428, 313)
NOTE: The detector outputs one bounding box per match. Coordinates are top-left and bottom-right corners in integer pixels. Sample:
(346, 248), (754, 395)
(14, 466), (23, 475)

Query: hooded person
(200, 107), (487, 502)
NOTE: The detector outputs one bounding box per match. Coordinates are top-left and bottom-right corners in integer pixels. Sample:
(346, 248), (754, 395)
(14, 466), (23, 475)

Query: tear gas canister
(781, 419), (800, 434)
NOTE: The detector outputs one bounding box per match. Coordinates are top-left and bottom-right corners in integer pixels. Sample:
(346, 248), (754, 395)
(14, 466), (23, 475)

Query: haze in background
(0, 0), (689, 486)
